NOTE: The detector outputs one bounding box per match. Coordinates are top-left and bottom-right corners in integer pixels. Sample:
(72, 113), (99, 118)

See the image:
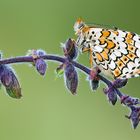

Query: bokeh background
(0, 0), (140, 140)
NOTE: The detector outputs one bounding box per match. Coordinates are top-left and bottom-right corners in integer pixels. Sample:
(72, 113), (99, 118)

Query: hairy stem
(0, 54), (123, 97)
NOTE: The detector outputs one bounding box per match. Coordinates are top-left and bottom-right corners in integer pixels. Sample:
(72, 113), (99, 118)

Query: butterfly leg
(82, 47), (93, 68)
(82, 47), (90, 53)
(89, 48), (101, 80)
(82, 47), (101, 80)
(89, 48), (94, 68)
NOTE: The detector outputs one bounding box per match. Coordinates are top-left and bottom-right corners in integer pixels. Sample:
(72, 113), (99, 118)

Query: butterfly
(74, 18), (140, 79)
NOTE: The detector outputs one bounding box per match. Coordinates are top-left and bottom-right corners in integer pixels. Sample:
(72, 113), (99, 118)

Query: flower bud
(36, 49), (46, 56)
(121, 95), (140, 106)
(113, 78), (128, 88)
(0, 65), (22, 99)
(90, 79), (99, 91)
(27, 49), (46, 58)
(63, 38), (78, 60)
(35, 58), (47, 76)
(89, 68), (100, 91)
(104, 87), (117, 105)
(126, 106), (140, 129)
(64, 63), (78, 95)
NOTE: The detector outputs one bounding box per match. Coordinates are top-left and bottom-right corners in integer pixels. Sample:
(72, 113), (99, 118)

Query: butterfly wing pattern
(74, 19), (140, 79)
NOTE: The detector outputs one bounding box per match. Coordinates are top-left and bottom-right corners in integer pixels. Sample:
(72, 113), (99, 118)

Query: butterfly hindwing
(88, 27), (140, 79)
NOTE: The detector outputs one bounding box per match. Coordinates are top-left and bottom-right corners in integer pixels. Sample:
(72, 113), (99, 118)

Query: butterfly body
(74, 19), (140, 79)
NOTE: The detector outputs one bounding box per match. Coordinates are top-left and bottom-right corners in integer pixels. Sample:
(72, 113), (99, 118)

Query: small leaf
(56, 64), (64, 78)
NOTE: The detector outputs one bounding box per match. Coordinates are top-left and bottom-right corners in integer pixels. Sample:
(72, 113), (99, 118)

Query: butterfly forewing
(76, 23), (140, 79)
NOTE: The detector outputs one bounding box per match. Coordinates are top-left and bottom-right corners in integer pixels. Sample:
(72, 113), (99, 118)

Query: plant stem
(0, 54), (123, 97)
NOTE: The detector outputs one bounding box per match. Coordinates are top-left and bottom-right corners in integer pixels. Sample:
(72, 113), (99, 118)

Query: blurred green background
(0, 0), (140, 140)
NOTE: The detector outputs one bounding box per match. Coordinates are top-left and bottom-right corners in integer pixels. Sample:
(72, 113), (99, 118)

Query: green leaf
(6, 87), (22, 99)
(55, 64), (64, 78)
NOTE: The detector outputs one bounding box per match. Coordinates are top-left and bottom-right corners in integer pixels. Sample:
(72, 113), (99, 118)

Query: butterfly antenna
(87, 22), (118, 30)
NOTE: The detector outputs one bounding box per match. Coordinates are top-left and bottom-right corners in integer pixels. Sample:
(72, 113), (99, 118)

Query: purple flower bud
(121, 95), (140, 106)
(104, 87), (117, 105)
(30, 49), (47, 76)
(0, 65), (22, 99)
(35, 58), (47, 76)
(27, 49), (46, 59)
(64, 63), (78, 95)
(90, 79), (99, 91)
(89, 68), (100, 91)
(126, 106), (140, 129)
(63, 38), (78, 60)
(113, 78), (128, 88)
(36, 49), (46, 57)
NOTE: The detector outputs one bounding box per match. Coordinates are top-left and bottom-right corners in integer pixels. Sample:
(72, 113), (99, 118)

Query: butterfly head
(74, 18), (85, 35)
